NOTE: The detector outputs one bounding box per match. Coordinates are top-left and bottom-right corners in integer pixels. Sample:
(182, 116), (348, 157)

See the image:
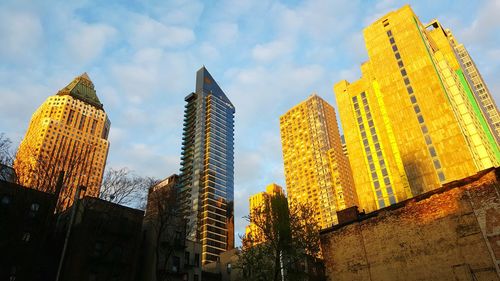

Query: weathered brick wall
(320, 169), (500, 281)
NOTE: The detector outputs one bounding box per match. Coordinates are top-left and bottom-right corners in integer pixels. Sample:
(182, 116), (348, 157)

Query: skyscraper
(178, 67), (235, 265)
(280, 94), (357, 229)
(334, 5), (500, 212)
(245, 183), (284, 246)
(14, 73), (110, 210)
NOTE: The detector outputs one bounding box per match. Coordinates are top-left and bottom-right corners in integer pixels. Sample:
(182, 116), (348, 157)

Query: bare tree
(0, 132), (14, 165)
(0, 133), (16, 182)
(99, 167), (154, 209)
(238, 193), (324, 281)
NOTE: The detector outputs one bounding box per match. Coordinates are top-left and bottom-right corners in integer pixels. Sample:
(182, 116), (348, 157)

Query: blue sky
(1, 0), (499, 242)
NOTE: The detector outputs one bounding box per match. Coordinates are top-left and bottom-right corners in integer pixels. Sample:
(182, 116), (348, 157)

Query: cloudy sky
(1, 0), (499, 243)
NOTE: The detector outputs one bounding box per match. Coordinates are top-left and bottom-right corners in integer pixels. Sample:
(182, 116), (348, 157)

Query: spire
(57, 72), (103, 110)
(80, 72), (91, 81)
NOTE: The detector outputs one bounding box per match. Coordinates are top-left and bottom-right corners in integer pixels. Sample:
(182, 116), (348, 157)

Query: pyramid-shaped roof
(57, 72), (103, 110)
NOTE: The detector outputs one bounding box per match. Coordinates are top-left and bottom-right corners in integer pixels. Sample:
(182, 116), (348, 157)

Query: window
(94, 242), (103, 257)
(417, 115), (424, 124)
(172, 256), (180, 272)
(398, 60), (404, 68)
(425, 135), (432, 145)
(395, 52), (401, 60)
(400, 69), (407, 76)
(227, 263), (232, 273)
(194, 253), (200, 267)
(407, 86), (414, 94)
(392, 45), (398, 52)
(387, 30), (392, 36)
(433, 160), (441, 169)
(429, 146), (437, 157)
(413, 105), (421, 114)
(185, 251), (190, 266)
(67, 110), (75, 125)
(410, 96), (417, 104)
(404, 78), (410, 85)
(79, 115), (86, 130)
(438, 171), (446, 182)
(1, 195), (11, 206)
(194, 274), (199, 281)
(421, 125), (428, 134)
(22, 232), (31, 242)
(389, 38), (395, 44)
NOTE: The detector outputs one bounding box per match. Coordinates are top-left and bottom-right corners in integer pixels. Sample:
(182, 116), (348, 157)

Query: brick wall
(320, 168), (500, 281)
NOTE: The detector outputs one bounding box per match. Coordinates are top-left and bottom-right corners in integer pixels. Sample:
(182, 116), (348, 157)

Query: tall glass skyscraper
(179, 67), (235, 265)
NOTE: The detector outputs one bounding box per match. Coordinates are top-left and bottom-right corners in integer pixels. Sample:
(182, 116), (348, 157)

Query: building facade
(141, 174), (202, 281)
(244, 183), (284, 246)
(320, 168), (500, 281)
(280, 94), (358, 228)
(14, 73), (110, 211)
(178, 67), (235, 265)
(334, 5), (500, 213)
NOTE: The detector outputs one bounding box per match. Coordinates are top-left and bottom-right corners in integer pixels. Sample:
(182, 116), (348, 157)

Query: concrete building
(14, 73), (110, 211)
(203, 249), (242, 281)
(244, 183), (284, 246)
(140, 174), (202, 281)
(178, 67), (235, 264)
(320, 168), (500, 281)
(280, 94), (358, 228)
(0, 179), (58, 281)
(55, 197), (144, 281)
(334, 5), (499, 213)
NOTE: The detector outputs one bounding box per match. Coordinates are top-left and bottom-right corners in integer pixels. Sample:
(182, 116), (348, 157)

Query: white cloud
(0, 10), (43, 63)
(207, 22), (239, 46)
(66, 23), (116, 64)
(128, 14), (195, 48)
(252, 39), (293, 62)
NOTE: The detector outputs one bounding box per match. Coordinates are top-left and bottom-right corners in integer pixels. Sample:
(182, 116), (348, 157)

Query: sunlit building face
(14, 73), (110, 211)
(334, 5), (500, 213)
(280, 94), (358, 229)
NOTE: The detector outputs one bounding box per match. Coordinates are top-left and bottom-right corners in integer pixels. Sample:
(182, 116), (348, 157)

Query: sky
(0, 0), (499, 244)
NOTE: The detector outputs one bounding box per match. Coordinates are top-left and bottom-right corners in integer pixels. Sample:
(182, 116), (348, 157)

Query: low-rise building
(320, 168), (500, 281)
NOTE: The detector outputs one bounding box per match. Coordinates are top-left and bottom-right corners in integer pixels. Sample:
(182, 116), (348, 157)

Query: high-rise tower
(245, 183), (284, 246)
(334, 5), (499, 212)
(280, 94), (358, 229)
(14, 73), (110, 210)
(178, 67), (235, 265)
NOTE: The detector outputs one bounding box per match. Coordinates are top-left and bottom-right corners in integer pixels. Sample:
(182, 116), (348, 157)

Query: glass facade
(179, 67), (235, 265)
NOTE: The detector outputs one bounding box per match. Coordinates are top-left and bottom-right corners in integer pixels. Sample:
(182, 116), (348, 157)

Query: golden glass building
(334, 5), (500, 213)
(280, 94), (358, 228)
(14, 73), (110, 210)
(245, 183), (284, 246)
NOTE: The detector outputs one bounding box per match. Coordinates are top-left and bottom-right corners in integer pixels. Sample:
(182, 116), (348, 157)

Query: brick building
(320, 168), (500, 281)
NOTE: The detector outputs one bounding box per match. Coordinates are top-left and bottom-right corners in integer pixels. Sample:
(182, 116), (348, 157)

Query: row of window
(387, 28), (446, 183)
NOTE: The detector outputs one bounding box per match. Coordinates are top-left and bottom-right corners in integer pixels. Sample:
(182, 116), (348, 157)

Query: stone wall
(320, 168), (500, 281)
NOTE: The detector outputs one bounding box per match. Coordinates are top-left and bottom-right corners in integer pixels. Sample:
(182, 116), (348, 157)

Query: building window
(1, 195), (11, 206)
(194, 274), (199, 281)
(185, 251), (190, 266)
(22, 232), (31, 242)
(227, 263), (232, 273)
(194, 253), (200, 267)
(438, 171), (446, 182)
(173, 256), (180, 273)
(94, 242), (103, 257)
